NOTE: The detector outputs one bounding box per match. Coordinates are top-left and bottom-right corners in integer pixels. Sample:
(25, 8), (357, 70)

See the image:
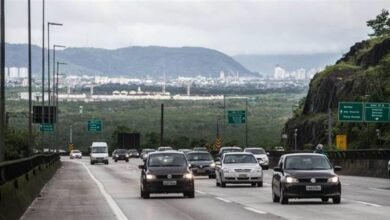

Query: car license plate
(163, 181), (177, 186)
(306, 185), (321, 191)
(239, 174), (247, 178)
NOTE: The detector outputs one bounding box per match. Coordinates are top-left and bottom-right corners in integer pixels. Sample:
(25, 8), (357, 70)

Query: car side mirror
(188, 164), (192, 168)
(138, 165), (145, 170)
(215, 161), (221, 166)
(334, 166), (342, 172)
(273, 167), (282, 172)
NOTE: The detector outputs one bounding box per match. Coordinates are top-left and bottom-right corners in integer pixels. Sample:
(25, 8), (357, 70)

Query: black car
(128, 149), (139, 158)
(272, 153), (341, 204)
(187, 151), (216, 178)
(139, 151), (195, 199)
(112, 149), (129, 162)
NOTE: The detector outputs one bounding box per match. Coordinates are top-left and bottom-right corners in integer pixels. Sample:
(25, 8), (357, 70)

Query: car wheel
(115, 160), (118, 163)
(185, 190), (195, 198)
(333, 196), (341, 204)
(322, 198), (329, 202)
(105, 161), (109, 165)
(221, 181), (226, 187)
(257, 182), (263, 187)
(272, 189), (280, 203)
(126, 159), (129, 162)
(90, 161), (94, 165)
(263, 166), (269, 170)
(280, 186), (288, 204)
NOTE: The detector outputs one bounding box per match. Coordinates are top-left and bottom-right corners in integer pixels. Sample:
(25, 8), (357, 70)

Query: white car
(70, 150), (82, 159)
(244, 147), (269, 170)
(215, 152), (263, 187)
(90, 142), (109, 165)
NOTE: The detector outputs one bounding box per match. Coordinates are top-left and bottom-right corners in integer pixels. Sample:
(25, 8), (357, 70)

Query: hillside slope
(283, 37), (390, 149)
(5, 44), (252, 78)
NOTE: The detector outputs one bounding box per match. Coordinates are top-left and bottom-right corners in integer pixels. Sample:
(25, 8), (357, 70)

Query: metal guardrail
(267, 149), (390, 160)
(0, 153), (60, 185)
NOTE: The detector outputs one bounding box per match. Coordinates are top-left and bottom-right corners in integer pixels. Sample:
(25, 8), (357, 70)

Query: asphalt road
(21, 157), (390, 220)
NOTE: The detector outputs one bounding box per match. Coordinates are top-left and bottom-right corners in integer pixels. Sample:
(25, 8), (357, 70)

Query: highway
(21, 157), (390, 220)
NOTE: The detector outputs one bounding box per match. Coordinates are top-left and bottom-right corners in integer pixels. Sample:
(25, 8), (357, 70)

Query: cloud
(4, 0), (390, 55)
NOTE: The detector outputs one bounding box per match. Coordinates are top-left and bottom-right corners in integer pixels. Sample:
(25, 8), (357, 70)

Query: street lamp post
(294, 128), (298, 151)
(53, 45), (65, 106)
(27, 0), (32, 156)
(0, 0), (5, 161)
(55, 62), (66, 151)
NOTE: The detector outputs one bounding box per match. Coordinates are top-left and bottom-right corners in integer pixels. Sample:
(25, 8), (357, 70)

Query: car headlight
(184, 173), (193, 179)
(286, 176), (299, 183)
(146, 174), (155, 180)
(328, 176), (339, 183)
(115, 154), (118, 157)
(210, 162), (216, 168)
(126, 154), (129, 157)
(253, 167), (262, 172)
(222, 168), (232, 173)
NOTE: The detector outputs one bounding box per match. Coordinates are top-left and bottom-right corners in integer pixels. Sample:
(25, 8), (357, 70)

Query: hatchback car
(139, 151), (195, 198)
(215, 152), (263, 187)
(70, 150), (82, 159)
(244, 147), (269, 170)
(112, 149), (129, 162)
(187, 151), (216, 178)
(272, 153), (341, 204)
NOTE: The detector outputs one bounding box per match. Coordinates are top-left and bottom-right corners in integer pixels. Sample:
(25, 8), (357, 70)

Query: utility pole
(28, 0), (32, 156)
(69, 125), (72, 144)
(0, 0), (5, 161)
(327, 108), (332, 147)
(41, 0), (45, 148)
(160, 103), (164, 146)
(294, 128), (298, 151)
(245, 98), (248, 147)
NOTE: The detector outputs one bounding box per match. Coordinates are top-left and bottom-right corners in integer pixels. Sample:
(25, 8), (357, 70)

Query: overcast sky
(4, 0), (390, 55)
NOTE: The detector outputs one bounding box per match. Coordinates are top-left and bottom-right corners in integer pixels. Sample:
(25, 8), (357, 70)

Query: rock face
(283, 37), (390, 150)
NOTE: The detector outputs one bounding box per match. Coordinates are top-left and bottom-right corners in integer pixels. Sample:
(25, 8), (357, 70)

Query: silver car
(244, 147), (269, 170)
(215, 152), (263, 187)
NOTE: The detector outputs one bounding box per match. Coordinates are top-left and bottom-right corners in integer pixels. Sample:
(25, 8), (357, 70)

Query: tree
(367, 9), (390, 37)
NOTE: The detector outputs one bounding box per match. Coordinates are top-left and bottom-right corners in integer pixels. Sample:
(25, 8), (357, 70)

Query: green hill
(283, 36), (390, 150)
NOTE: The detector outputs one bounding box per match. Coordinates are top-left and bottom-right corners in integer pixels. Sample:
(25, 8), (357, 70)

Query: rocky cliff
(283, 37), (390, 150)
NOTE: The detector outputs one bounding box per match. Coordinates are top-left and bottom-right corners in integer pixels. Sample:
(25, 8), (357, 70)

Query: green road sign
(338, 102), (363, 122)
(365, 103), (390, 122)
(228, 110), (246, 124)
(88, 120), (103, 132)
(40, 123), (55, 133)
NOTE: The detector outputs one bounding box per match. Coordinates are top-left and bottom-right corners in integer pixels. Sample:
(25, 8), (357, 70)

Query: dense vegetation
(5, 92), (304, 156)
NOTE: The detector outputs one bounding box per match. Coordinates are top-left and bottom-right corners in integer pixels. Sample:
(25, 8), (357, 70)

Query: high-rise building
(274, 65), (286, 80)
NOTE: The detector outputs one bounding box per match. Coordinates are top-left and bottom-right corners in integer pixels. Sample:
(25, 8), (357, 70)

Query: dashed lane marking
(369, 187), (390, 193)
(346, 199), (382, 207)
(195, 190), (207, 195)
(244, 207), (267, 215)
(215, 197), (232, 203)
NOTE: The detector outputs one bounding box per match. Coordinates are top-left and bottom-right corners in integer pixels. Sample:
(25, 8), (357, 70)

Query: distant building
(219, 71), (225, 80)
(19, 67), (28, 78)
(9, 67), (19, 78)
(274, 65), (286, 80)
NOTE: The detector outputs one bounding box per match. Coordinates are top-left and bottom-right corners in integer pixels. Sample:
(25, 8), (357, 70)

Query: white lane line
(342, 183), (350, 186)
(263, 183), (271, 186)
(244, 207), (267, 215)
(346, 199), (382, 207)
(369, 187), (390, 193)
(215, 197), (232, 203)
(195, 190), (207, 195)
(81, 163), (128, 220)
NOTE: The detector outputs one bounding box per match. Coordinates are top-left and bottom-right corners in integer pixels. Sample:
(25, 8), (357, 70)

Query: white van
(90, 142), (109, 165)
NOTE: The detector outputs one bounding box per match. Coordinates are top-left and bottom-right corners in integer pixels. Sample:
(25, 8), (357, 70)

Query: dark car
(112, 149), (129, 162)
(187, 151), (216, 178)
(141, 149), (156, 161)
(216, 146), (242, 161)
(193, 147), (208, 152)
(128, 149), (139, 158)
(272, 153), (341, 204)
(139, 151), (195, 199)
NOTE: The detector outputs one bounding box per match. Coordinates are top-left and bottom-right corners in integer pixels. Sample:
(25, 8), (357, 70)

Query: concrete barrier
(0, 158), (61, 220)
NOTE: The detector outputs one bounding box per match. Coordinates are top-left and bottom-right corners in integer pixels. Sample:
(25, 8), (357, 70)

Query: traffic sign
(365, 103), (390, 122)
(228, 110), (246, 124)
(338, 102), (363, 122)
(88, 120), (103, 132)
(336, 134), (347, 150)
(40, 123), (55, 133)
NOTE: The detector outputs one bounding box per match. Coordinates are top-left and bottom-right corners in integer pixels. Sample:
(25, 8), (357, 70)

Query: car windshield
(245, 148), (265, 154)
(148, 153), (187, 167)
(116, 149), (127, 154)
(187, 153), (213, 161)
(129, 149), (137, 153)
(92, 147), (107, 153)
(72, 150), (80, 153)
(285, 155), (332, 170)
(223, 154), (257, 164)
(193, 147), (207, 151)
(159, 147), (173, 151)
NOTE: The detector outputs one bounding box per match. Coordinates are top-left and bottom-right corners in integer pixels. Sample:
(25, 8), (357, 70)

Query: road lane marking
(195, 190), (207, 195)
(342, 183), (350, 186)
(244, 207), (267, 215)
(82, 163), (128, 220)
(215, 197), (232, 203)
(346, 199), (382, 207)
(263, 183), (271, 186)
(369, 187), (390, 193)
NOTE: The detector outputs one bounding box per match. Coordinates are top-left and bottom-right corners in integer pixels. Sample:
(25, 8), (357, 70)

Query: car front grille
(298, 178), (328, 183)
(234, 169), (251, 172)
(156, 174), (183, 179)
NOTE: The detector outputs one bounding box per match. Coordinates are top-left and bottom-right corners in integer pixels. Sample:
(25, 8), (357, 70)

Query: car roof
(224, 152), (253, 156)
(221, 146), (242, 150)
(283, 153), (327, 157)
(244, 147), (264, 150)
(187, 151), (211, 154)
(148, 151), (185, 156)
